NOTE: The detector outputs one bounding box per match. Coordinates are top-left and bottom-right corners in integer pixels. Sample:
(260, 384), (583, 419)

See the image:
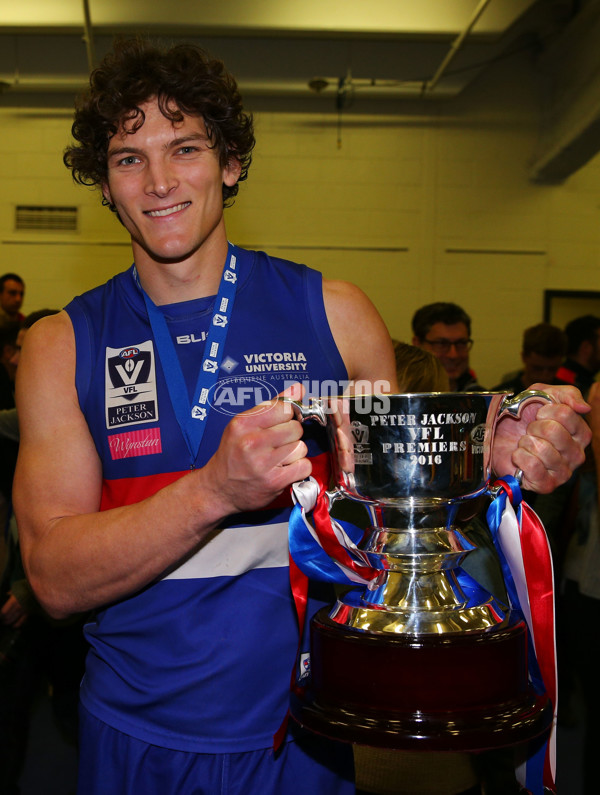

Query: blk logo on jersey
(105, 341), (159, 429)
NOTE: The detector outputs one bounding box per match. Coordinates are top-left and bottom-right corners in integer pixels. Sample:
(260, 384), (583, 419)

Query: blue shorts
(78, 706), (355, 795)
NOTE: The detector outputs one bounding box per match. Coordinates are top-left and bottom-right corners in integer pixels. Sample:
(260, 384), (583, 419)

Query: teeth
(146, 202), (190, 217)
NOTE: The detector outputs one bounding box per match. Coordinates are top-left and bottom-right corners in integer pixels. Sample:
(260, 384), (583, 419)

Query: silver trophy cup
(287, 391), (554, 751)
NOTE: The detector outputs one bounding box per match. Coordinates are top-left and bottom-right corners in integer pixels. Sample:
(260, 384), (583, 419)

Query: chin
(144, 245), (195, 265)
(443, 369), (460, 380)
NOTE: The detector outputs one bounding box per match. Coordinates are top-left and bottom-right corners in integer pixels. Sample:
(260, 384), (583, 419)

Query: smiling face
(417, 322), (471, 388)
(102, 99), (241, 276)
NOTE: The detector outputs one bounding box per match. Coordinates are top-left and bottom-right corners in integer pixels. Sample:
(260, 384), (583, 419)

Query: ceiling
(3, 0), (600, 182)
(0, 0), (579, 109)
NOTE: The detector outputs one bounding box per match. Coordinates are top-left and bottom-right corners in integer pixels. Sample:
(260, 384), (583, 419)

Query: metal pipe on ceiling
(82, 0), (96, 73)
(423, 0), (494, 93)
(0, 76), (460, 99)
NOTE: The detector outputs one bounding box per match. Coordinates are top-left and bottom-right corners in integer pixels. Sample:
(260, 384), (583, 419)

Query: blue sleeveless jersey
(65, 246), (348, 753)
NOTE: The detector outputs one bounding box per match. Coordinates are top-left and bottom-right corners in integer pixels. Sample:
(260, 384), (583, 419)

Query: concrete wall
(1, 52), (600, 388)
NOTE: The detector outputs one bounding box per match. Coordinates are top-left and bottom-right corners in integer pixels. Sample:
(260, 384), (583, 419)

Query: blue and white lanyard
(134, 243), (238, 466)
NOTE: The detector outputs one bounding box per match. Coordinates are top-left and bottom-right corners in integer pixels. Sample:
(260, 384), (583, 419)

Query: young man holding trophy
(13, 38), (590, 795)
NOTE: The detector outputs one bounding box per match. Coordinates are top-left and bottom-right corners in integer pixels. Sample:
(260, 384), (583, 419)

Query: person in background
(553, 317), (600, 743)
(556, 314), (600, 397)
(0, 274), (25, 325)
(0, 320), (20, 405)
(493, 322), (568, 393)
(0, 312), (55, 519)
(393, 340), (449, 393)
(549, 316), (600, 584)
(560, 379), (600, 794)
(411, 302), (484, 391)
(0, 320), (20, 536)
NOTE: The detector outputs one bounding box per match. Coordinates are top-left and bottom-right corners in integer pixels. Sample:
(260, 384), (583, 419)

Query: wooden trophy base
(290, 608), (552, 751)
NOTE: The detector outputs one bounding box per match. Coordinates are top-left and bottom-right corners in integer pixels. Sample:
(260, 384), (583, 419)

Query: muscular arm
(14, 313), (310, 619)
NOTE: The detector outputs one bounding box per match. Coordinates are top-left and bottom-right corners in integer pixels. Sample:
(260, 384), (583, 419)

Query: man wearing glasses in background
(412, 302), (483, 392)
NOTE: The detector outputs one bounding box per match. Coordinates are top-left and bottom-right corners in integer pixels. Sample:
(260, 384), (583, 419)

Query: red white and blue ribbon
(486, 476), (557, 795)
(289, 476), (379, 586)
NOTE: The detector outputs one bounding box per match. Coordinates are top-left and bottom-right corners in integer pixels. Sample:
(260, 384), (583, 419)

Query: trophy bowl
(288, 391), (553, 751)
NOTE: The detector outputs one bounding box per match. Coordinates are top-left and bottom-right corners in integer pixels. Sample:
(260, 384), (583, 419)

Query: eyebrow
(107, 132), (211, 160)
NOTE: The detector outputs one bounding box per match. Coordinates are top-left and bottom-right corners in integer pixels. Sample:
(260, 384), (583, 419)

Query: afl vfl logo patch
(105, 341), (159, 429)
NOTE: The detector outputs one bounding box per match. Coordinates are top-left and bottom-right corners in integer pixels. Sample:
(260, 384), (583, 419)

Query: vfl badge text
(105, 341), (159, 429)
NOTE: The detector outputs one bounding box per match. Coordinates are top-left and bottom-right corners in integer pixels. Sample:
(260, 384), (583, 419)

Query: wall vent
(15, 205), (78, 232)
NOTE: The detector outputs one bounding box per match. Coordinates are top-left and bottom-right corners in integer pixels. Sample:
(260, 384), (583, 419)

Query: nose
(145, 159), (178, 198)
(445, 343), (462, 357)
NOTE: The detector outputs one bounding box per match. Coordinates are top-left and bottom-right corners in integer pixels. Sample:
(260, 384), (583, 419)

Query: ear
(411, 335), (421, 347)
(101, 182), (113, 206)
(222, 156), (242, 187)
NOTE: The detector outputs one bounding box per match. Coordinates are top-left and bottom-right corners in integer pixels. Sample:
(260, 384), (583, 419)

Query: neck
(132, 229), (229, 306)
(138, 258), (227, 306)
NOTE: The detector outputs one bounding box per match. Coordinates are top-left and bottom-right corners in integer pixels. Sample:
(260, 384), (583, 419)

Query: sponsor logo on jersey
(206, 376), (279, 416)
(108, 428), (162, 460)
(221, 356), (238, 374)
(105, 340), (159, 429)
(243, 351), (308, 373)
(175, 332), (208, 345)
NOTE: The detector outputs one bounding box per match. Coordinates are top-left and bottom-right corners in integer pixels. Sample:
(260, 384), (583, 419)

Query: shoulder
(23, 310), (74, 347)
(322, 279), (389, 331)
(322, 279), (397, 388)
(17, 312), (76, 401)
(323, 278), (373, 305)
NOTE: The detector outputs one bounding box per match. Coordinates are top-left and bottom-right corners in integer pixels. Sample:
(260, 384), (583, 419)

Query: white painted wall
(1, 51), (599, 388)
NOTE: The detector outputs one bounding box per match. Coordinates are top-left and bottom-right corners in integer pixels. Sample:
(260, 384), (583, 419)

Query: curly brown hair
(63, 38), (255, 210)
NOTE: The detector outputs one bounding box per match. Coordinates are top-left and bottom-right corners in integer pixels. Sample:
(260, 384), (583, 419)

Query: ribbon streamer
(278, 476), (378, 749)
(487, 476), (557, 795)
(289, 477), (378, 585)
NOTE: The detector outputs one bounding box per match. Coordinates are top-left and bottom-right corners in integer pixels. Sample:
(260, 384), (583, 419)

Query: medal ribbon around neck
(134, 243), (239, 466)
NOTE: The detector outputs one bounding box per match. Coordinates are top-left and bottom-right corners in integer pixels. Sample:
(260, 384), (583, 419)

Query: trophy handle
(281, 397), (358, 502)
(493, 389), (557, 487)
(497, 388), (556, 420)
(279, 396), (327, 426)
